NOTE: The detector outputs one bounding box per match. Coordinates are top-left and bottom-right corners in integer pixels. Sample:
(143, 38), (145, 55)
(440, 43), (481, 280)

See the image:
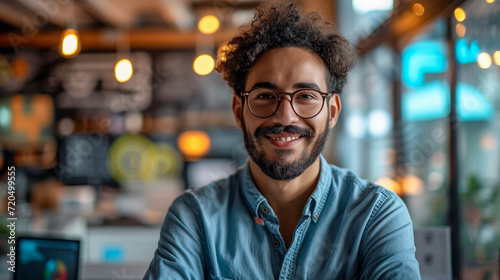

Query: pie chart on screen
(44, 258), (68, 280)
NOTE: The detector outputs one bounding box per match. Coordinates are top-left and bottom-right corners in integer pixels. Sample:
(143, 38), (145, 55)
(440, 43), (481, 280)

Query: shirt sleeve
(359, 191), (421, 280)
(143, 192), (206, 280)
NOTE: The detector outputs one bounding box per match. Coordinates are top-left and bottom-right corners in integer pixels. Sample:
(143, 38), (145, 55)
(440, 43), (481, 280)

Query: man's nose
(270, 96), (300, 125)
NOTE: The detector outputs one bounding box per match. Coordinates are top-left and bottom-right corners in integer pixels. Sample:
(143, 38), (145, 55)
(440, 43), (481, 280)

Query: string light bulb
(198, 15), (220, 34)
(454, 7), (466, 22)
(477, 52), (492, 69)
(193, 54), (215, 75)
(455, 23), (466, 38)
(493, 51), (500, 65)
(59, 28), (81, 58)
(115, 58), (133, 82)
(413, 3), (425, 16)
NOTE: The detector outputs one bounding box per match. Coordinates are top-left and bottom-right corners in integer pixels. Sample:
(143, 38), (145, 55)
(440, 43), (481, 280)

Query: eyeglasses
(241, 88), (332, 119)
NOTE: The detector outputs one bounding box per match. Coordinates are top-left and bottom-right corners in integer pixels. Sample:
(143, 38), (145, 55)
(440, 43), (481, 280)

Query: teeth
(271, 136), (299, 142)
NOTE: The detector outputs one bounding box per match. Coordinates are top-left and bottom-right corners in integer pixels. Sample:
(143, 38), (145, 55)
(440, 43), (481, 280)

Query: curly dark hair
(216, 1), (356, 95)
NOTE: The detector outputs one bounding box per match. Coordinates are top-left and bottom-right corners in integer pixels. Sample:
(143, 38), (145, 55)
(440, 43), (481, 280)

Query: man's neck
(249, 158), (321, 208)
(248, 157), (321, 246)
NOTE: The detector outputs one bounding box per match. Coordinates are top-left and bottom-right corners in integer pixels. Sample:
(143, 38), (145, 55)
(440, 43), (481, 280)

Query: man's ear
(232, 94), (243, 130)
(328, 94), (342, 129)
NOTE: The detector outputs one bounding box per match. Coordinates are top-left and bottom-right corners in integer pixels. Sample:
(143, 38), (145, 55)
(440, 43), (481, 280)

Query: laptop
(14, 236), (81, 280)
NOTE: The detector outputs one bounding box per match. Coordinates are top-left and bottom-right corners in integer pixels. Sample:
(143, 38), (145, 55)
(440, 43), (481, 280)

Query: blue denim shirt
(144, 155), (420, 279)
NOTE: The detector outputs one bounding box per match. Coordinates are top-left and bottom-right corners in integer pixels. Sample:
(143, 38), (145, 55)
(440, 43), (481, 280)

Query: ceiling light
(115, 59), (133, 82)
(198, 15), (220, 34)
(193, 54), (214, 75)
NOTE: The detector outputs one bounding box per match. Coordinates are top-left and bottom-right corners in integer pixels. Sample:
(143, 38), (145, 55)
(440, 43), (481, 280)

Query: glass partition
(453, 0), (500, 278)
(400, 19), (450, 227)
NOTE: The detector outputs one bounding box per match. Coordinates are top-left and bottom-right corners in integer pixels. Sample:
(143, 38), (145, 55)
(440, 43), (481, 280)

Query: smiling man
(144, 2), (420, 279)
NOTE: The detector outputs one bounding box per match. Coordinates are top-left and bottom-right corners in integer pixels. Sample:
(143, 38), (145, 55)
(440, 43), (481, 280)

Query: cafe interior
(0, 0), (499, 279)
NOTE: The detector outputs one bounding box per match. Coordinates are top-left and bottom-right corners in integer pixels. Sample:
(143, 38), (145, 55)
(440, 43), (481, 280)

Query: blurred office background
(0, 0), (498, 279)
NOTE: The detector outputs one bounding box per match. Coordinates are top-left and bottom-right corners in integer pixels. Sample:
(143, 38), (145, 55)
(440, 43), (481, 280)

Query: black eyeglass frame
(240, 88), (333, 119)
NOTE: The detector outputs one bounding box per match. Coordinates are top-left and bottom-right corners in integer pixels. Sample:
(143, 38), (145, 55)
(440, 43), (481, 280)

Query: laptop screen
(15, 237), (80, 280)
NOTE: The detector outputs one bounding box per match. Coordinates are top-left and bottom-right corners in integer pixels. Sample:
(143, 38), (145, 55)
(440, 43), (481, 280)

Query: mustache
(255, 125), (314, 138)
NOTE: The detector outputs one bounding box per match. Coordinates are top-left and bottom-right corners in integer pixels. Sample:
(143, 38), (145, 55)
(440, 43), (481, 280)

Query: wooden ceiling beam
(16, 0), (68, 28)
(0, 28), (239, 51)
(82, 0), (135, 27)
(157, 0), (194, 30)
(0, 1), (38, 29)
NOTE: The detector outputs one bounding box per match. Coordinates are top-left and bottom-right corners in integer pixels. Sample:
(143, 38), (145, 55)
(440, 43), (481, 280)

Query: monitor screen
(14, 237), (80, 280)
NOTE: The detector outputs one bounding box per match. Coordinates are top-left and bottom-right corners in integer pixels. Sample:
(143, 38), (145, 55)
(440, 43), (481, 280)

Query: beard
(243, 122), (330, 181)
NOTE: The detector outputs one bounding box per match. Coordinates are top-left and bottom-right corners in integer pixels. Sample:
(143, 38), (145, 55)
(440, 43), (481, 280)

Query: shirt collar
(241, 154), (332, 223)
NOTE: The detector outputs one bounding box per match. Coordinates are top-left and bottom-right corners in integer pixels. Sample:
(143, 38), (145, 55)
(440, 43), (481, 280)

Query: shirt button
(273, 240), (279, 247)
(262, 207), (269, 214)
(313, 213), (319, 219)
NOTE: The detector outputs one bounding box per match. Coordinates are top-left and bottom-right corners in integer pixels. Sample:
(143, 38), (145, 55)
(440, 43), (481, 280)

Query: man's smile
(264, 132), (304, 147)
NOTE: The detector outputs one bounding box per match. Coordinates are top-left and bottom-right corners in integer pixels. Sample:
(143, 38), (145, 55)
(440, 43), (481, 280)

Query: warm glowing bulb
(178, 130), (211, 160)
(198, 15), (220, 34)
(413, 3), (425, 16)
(477, 52), (492, 69)
(454, 7), (466, 22)
(493, 51), (500, 65)
(375, 177), (402, 196)
(193, 54), (214, 75)
(401, 175), (424, 196)
(115, 59), (133, 82)
(486, 0), (495, 3)
(59, 29), (81, 58)
(455, 23), (466, 38)
(62, 35), (78, 54)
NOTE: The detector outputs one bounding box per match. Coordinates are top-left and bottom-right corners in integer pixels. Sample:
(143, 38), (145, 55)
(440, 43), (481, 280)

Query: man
(144, 2), (420, 279)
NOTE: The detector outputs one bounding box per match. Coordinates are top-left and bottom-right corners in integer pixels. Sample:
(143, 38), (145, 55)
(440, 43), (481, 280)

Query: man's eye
(256, 93), (276, 99)
(296, 92), (317, 100)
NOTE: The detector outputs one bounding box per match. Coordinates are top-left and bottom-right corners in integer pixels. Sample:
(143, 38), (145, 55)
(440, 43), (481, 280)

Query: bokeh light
(493, 51), (500, 65)
(413, 3), (425, 16)
(477, 52), (492, 69)
(368, 109), (392, 137)
(193, 54), (215, 75)
(401, 175), (424, 195)
(454, 7), (466, 22)
(178, 130), (211, 161)
(375, 177), (402, 196)
(480, 134), (497, 150)
(58, 118), (75, 136)
(59, 29), (81, 58)
(346, 113), (365, 139)
(0, 106), (10, 127)
(11, 56), (29, 80)
(198, 15), (220, 34)
(455, 23), (466, 38)
(115, 58), (133, 82)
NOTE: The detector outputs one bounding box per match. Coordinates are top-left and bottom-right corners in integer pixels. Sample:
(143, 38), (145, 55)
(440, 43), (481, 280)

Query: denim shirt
(143, 155), (421, 279)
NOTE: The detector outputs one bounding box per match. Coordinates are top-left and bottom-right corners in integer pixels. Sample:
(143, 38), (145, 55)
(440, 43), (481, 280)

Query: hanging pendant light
(59, 0), (80, 58)
(115, 58), (133, 82)
(59, 28), (81, 58)
(115, 27), (133, 83)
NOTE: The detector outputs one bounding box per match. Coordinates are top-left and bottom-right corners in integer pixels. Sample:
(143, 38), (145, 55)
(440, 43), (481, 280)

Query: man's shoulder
(326, 163), (399, 201)
(324, 163), (408, 227)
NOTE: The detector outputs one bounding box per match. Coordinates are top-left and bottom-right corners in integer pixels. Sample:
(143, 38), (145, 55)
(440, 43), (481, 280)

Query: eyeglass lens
(247, 89), (325, 118)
